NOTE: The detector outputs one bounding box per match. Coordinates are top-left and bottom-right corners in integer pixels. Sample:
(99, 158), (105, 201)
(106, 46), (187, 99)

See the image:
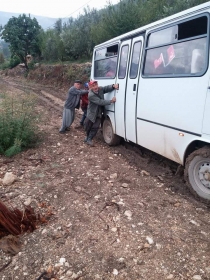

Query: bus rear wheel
(184, 146), (210, 201)
(103, 119), (121, 146)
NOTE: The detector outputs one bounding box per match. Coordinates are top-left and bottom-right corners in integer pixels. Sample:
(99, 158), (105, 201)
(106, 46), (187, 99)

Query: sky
(0, 0), (120, 18)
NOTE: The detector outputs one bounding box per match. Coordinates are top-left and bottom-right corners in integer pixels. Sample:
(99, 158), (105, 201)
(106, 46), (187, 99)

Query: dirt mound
(1, 62), (92, 89)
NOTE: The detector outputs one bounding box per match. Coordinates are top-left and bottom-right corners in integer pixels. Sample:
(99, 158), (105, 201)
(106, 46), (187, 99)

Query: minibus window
(130, 41), (142, 79)
(144, 37), (206, 75)
(118, 45), (129, 79)
(178, 16), (207, 40)
(148, 25), (178, 47)
(94, 44), (118, 78)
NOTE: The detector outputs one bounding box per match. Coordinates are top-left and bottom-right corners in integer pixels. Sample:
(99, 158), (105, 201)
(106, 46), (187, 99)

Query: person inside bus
(84, 80), (118, 146)
(105, 58), (117, 77)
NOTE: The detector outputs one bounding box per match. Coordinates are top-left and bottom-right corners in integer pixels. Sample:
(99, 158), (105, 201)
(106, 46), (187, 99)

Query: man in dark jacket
(59, 80), (89, 134)
(84, 80), (118, 146)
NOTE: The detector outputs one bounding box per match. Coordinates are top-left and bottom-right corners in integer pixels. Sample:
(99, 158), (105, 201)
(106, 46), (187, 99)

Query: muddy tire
(184, 146), (210, 202)
(103, 119), (121, 146)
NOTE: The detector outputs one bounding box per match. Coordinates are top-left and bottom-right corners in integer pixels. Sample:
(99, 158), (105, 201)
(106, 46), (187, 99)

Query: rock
(59, 258), (66, 265)
(157, 175), (164, 181)
(174, 203), (180, 207)
(113, 269), (118, 275)
(24, 197), (32, 206)
(190, 220), (200, 226)
(2, 172), (18, 186)
(156, 244), (162, 250)
(111, 227), (118, 232)
(110, 173), (117, 179)
(71, 273), (78, 279)
(167, 274), (174, 279)
(140, 170), (150, 176)
(66, 270), (73, 276)
(0, 235), (21, 255)
(124, 210), (132, 219)
(122, 183), (129, 188)
(192, 276), (202, 280)
(146, 237), (154, 244)
(206, 267), (210, 273)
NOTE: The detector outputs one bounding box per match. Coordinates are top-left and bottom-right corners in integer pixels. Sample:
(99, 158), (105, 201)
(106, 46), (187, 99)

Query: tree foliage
(0, 53), (5, 64)
(1, 14), (42, 68)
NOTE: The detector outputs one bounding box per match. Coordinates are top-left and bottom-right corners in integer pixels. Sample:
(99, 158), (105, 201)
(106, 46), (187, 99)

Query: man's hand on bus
(111, 97), (116, 103)
(112, 84), (119, 90)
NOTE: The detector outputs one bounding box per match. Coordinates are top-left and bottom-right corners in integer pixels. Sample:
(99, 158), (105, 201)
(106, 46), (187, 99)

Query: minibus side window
(143, 15), (208, 77)
(94, 44), (118, 78)
(118, 45), (129, 79)
(130, 41), (142, 79)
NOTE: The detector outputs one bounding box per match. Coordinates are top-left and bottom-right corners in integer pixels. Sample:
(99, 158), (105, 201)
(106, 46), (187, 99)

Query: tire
(184, 146), (210, 201)
(102, 118), (121, 146)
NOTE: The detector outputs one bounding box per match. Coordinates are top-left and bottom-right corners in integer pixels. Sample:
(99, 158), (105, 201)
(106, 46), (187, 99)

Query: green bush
(0, 61), (10, 70)
(9, 56), (21, 69)
(0, 93), (41, 157)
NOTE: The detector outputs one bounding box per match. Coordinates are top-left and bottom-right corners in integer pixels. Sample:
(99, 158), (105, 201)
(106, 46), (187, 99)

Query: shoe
(59, 130), (65, 134)
(65, 127), (70, 131)
(86, 139), (94, 146)
(84, 136), (88, 142)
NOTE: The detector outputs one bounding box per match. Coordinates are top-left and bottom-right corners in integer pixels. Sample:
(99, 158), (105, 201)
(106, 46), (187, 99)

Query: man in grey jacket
(84, 80), (118, 146)
(59, 80), (89, 134)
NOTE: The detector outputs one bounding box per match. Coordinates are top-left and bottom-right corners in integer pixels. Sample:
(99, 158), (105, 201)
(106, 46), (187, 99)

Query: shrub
(0, 61), (10, 70)
(9, 56), (21, 69)
(0, 93), (41, 157)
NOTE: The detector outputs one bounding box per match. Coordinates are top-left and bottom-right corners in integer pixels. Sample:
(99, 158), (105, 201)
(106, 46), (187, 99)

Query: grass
(0, 92), (41, 157)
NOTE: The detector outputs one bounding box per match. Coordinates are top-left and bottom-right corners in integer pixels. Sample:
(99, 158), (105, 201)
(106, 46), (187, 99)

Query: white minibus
(90, 2), (210, 201)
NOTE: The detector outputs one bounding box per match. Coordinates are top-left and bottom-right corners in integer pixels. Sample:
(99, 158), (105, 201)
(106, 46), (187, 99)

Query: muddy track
(0, 76), (198, 203)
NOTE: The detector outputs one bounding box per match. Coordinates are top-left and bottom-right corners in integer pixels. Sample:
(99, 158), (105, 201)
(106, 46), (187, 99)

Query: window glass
(148, 25), (178, 47)
(118, 45), (129, 79)
(95, 48), (107, 61)
(144, 37), (206, 75)
(95, 45), (118, 60)
(94, 57), (118, 78)
(130, 41), (142, 79)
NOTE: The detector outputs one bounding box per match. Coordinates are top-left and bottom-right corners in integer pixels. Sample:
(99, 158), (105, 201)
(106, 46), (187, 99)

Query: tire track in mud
(1, 77), (64, 114)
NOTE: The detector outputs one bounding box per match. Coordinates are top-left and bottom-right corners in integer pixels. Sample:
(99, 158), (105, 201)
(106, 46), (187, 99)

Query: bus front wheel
(184, 146), (210, 201)
(102, 119), (121, 146)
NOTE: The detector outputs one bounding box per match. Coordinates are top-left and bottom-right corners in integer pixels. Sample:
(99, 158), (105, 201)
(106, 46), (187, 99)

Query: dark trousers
(84, 117), (101, 140)
(80, 108), (87, 125)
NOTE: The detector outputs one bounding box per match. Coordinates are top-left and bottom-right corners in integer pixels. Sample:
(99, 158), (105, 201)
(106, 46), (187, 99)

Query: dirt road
(0, 76), (210, 280)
